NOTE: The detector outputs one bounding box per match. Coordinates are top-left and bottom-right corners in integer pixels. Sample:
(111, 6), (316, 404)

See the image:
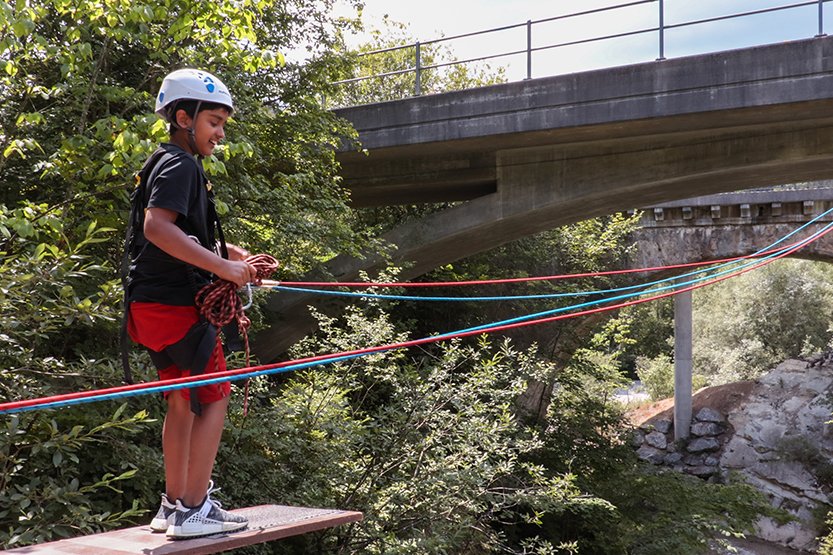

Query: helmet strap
(187, 101), (203, 160)
(168, 100), (205, 159)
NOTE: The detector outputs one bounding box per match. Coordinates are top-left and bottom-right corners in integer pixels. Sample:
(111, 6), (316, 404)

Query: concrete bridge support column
(674, 284), (693, 441)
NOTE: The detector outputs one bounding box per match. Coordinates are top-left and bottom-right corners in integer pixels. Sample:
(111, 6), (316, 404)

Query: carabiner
(241, 283), (253, 310)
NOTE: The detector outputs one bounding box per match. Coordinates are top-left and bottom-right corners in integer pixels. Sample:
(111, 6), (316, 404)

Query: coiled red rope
(195, 253), (279, 415)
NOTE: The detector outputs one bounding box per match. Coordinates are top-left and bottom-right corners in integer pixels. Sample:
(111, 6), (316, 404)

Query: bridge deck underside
(254, 37), (833, 362)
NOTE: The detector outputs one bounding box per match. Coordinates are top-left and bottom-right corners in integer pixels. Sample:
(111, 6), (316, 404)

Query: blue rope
(5, 211), (831, 415)
(266, 206), (833, 303)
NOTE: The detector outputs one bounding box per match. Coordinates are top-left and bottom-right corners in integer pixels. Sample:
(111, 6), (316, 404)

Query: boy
(124, 68), (255, 539)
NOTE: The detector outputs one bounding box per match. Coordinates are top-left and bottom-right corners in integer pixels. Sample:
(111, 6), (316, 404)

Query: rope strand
(195, 253), (279, 415)
(1, 219), (832, 415)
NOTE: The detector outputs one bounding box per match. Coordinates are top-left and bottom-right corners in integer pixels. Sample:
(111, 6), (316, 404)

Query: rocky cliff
(631, 355), (833, 553)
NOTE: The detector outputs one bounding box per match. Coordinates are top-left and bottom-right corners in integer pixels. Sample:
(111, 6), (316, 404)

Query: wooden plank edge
(1, 507), (363, 555)
(155, 510), (364, 555)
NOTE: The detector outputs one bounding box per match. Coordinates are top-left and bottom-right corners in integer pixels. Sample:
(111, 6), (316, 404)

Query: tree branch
(76, 34), (112, 135)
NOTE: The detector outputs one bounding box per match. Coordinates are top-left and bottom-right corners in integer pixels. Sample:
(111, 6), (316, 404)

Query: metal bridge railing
(331, 0), (831, 104)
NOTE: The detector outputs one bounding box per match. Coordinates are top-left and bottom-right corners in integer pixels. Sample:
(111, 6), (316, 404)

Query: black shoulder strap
(119, 148), (173, 385)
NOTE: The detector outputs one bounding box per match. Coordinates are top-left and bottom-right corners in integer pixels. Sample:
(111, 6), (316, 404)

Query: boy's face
(176, 107), (230, 157)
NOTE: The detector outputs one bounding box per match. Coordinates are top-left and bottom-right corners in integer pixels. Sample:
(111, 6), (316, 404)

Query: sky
(334, 0), (831, 82)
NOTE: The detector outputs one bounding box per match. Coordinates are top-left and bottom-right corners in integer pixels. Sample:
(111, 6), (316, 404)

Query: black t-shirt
(127, 143), (217, 306)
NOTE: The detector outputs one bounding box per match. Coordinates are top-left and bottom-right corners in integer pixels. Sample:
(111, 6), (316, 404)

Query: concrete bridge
(254, 36), (833, 363)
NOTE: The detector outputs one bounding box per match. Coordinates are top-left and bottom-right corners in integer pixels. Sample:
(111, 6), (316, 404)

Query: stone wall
(635, 407), (728, 479)
(632, 357), (833, 553)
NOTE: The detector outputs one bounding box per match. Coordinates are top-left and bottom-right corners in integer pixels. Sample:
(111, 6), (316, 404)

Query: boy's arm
(144, 207), (256, 288)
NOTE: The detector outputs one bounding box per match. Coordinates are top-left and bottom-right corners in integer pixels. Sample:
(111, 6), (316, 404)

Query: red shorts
(127, 302), (231, 404)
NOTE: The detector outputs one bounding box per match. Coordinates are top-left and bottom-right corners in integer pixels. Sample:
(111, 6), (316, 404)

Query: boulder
(695, 407), (724, 423)
(644, 431), (668, 450)
(637, 445), (665, 465)
(687, 437), (720, 453)
(691, 422), (722, 437)
(664, 452), (683, 466)
(686, 465), (718, 478)
(653, 419), (672, 434)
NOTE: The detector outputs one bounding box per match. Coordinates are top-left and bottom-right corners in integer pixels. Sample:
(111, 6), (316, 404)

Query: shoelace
(205, 480), (223, 508)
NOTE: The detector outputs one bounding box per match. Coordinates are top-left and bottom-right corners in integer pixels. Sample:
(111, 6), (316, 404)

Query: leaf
(111, 403), (127, 421)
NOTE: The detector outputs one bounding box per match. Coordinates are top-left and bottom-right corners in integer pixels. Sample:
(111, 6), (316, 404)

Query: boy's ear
(175, 108), (192, 129)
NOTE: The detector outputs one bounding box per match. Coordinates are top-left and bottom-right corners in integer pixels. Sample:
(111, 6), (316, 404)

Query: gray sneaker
(166, 482), (248, 539)
(150, 493), (176, 532)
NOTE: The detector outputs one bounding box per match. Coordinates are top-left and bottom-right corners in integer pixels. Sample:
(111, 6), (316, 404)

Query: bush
(0, 405), (154, 548)
(636, 354), (674, 401)
(218, 305), (589, 555)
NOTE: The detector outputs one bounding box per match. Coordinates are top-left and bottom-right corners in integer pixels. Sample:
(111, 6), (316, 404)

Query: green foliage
(0, 0), (370, 277)
(635, 354), (675, 401)
(819, 512), (833, 555)
(0, 405), (154, 548)
(693, 259), (833, 384)
(0, 0), (372, 548)
(616, 297), (675, 377)
(219, 305), (587, 555)
(636, 353), (707, 402)
(511, 330), (782, 555)
(388, 213), (642, 358)
(0, 200), (165, 549)
(590, 467), (785, 555)
(0, 202), (119, 371)
(216, 299), (781, 555)
(328, 17), (507, 108)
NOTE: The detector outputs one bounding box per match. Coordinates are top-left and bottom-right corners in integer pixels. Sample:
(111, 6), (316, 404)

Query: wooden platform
(3, 505), (362, 555)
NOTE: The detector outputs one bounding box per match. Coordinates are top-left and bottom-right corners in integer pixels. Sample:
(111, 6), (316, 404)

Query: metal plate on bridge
(3, 505), (362, 555)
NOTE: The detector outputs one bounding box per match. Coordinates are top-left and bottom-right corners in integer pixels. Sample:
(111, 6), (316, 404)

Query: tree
(0, 0), (368, 545)
(692, 259), (833, 384)
(219, 301), (600, 555)
(0, 0), (371, 274)
(326, 17), (507, 109)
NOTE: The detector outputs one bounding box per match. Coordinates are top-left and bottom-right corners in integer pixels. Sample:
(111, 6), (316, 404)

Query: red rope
(2, 224), (831, 416)
(1, 223), (829, 416)
(273, 243), (804, 288)
(195, 253), (279, 415)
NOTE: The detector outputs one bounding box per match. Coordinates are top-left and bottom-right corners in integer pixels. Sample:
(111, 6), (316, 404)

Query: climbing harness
(120, 145), (242, 416)
(120, 147), (174, 386)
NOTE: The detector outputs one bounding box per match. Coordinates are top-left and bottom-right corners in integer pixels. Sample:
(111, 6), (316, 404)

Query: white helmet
(155, 68), (234, 123)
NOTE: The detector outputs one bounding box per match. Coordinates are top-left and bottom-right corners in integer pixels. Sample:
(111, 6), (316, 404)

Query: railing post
(415, 41), (421, 96)
(526, 19), (532, 80)
(658, 0), (665, 60)
(818, 0), (826, 37)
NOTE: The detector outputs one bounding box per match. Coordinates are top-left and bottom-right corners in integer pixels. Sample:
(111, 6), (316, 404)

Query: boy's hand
(217, 259), (257, 289)
(226, 243), (250, 261)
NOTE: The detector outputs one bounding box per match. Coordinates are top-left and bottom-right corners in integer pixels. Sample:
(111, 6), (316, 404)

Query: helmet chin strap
(187, 100), (203, 159)
(169, 100), (204, 159)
